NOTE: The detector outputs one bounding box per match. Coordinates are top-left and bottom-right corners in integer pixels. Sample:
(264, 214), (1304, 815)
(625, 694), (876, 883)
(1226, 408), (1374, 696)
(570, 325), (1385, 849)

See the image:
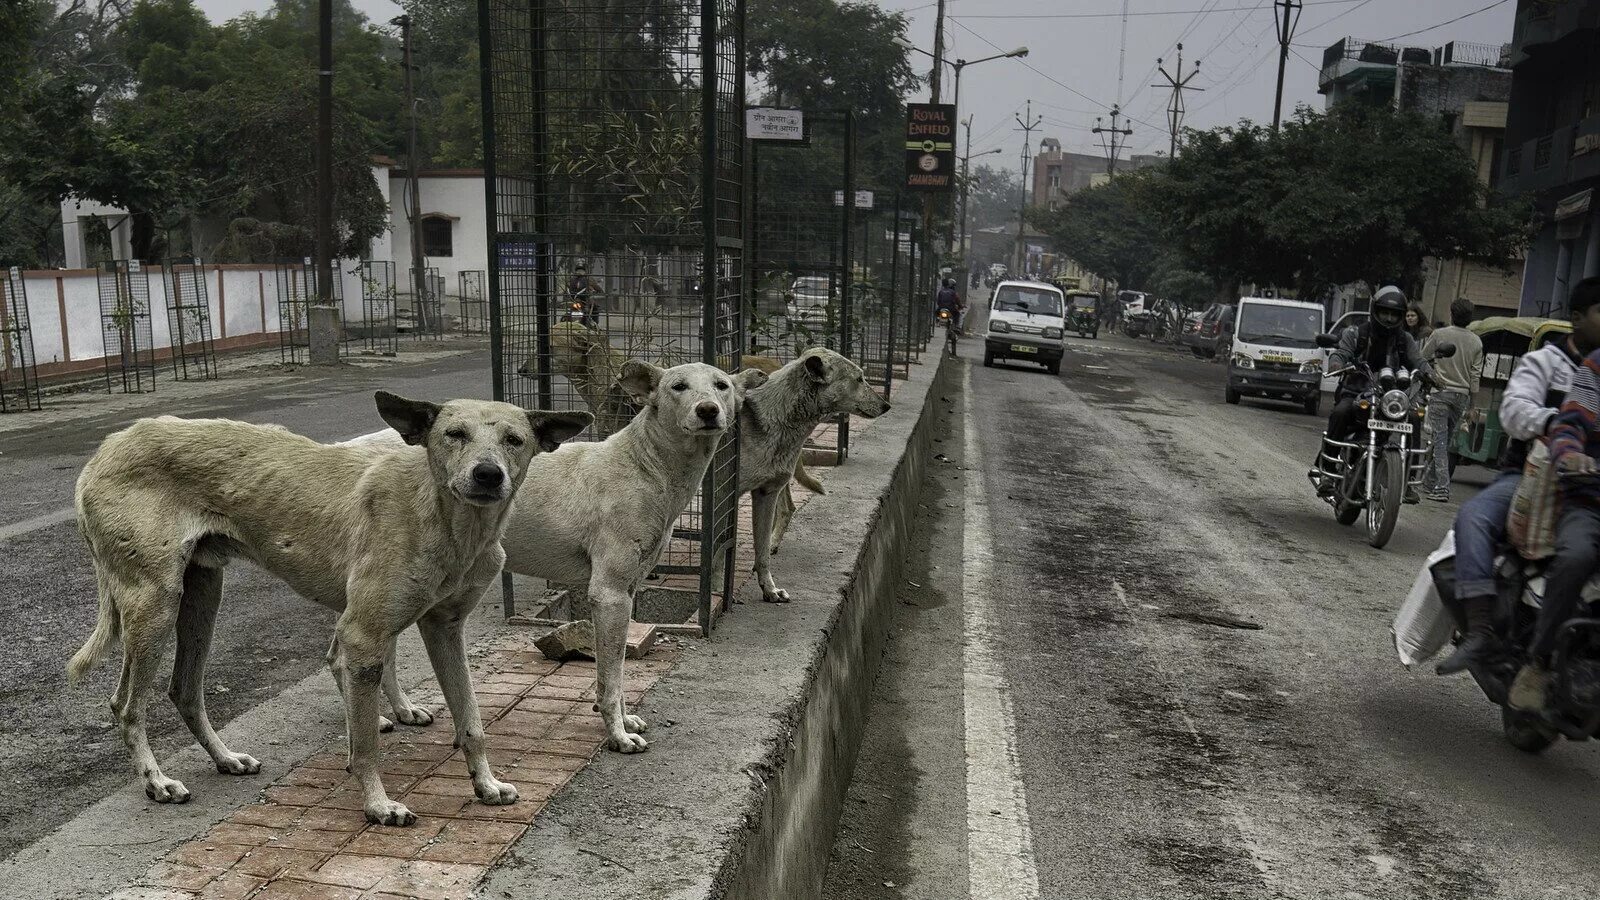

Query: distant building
(1028, 138), (1160, 211)
(1496, 0), (1600, 316)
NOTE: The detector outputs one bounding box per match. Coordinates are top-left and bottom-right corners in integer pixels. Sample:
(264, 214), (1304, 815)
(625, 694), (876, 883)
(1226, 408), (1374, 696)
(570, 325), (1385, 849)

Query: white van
(1224, 296), (1327, 414)
(983, 280), (1067, 374)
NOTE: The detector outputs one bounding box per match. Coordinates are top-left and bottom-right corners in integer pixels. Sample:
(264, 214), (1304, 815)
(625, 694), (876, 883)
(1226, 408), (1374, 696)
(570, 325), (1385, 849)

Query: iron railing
(1, 267), (41, 412)
(97, 260), (157, 392)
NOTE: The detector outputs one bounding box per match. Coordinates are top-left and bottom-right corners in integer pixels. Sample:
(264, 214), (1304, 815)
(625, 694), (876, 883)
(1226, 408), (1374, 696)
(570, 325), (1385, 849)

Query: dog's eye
(715, 381), (730, 391)
(504, 433), (525, 448)
(671, 382), (688, 392)
(445, 428), (468, 441)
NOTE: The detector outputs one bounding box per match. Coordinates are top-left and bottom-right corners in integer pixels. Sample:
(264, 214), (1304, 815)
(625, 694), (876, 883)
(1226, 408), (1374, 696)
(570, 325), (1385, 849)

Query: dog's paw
(473, 776), (519, 806)
(364, 799), (416, 826)
(144, 775), (191, 804)
(392, 706), (434, 727)
(623, 714), (649, 734)
(215, 752), (261, 776)
(606, 731), (650, 754)
(378, 715), (396, 733)
(762, 587), (791, 603)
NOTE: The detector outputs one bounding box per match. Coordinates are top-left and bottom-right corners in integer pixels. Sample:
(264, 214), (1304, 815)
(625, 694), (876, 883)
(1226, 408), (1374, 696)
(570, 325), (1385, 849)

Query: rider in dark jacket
(1312, 286), (1431, 493)
(936, 278), (964, 332)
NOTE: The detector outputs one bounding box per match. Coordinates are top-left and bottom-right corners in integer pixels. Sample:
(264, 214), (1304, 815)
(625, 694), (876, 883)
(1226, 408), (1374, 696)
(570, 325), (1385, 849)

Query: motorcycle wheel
(1366, 448), (1404, 549)
(1502, 707), (1558, 754)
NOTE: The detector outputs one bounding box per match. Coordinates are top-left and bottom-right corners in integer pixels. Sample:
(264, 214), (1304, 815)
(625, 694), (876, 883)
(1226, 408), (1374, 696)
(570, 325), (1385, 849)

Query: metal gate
(480, 0), (746, 635)
(277, 258), (341, 364)
(359, 260), (398, 355)
(98, 260), (157, 393)
(1, 267), (41, 412)
(748, 108), (854, 459)
(458, 270), (488, 334)
(164, 258), (219, 380)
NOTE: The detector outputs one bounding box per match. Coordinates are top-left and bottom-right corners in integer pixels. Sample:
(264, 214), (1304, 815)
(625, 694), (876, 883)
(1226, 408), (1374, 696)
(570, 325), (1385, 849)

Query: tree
(962, 164), (1022, 233)
(1030, 171), (1165, 290)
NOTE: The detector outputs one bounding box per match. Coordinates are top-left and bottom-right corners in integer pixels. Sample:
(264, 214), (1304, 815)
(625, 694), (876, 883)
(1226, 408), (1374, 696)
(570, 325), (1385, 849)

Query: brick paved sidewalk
(109, 635), (675, 900)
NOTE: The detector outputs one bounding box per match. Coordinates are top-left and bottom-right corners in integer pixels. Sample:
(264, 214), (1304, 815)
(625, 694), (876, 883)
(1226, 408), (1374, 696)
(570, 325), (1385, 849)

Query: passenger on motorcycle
(936, 278), (965, 333)
(1435, 280), (1599, 676)
(1512, 278), (1600, 709)
(1310, 286), (1430, 497)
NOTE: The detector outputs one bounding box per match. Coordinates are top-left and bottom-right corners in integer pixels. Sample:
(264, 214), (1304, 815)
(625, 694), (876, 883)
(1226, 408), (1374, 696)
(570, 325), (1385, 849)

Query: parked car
(1119, 290), (1151, 336)
(1181, 302), (1235, 359)
(983, 280), (1067, 374)
(784, 275), (835, 326)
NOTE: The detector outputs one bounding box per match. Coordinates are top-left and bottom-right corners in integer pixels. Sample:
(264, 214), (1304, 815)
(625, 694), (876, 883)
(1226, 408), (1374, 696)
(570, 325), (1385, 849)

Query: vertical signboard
(904, 103), (956, 192)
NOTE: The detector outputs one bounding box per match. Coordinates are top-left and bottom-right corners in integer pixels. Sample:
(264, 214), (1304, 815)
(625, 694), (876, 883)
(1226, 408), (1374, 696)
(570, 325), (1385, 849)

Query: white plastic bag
(1392, 530), (1457, 668)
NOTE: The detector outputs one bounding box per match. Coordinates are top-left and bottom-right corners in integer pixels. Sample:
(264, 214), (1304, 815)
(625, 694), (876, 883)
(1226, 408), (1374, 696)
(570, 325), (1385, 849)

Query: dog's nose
(471, 463), (506, 489)
(695, 402), (721, 424)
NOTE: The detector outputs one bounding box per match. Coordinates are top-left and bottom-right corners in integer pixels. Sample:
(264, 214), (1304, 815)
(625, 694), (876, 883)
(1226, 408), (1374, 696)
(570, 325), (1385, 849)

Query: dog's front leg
(589, 552), (648, 752)
(330, 615), (413, 826)
(751, 486), (790, 603)
(416, 605), (518, 806)
(381, 634), (434, 728)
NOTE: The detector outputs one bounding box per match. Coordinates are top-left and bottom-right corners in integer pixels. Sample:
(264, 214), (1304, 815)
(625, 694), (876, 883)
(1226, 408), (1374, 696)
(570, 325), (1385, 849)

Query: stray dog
(740, 349), (890, 602)
(514, 328), (824, 497)
(68, 395), (591, 825)
(353, 361), (763, 755)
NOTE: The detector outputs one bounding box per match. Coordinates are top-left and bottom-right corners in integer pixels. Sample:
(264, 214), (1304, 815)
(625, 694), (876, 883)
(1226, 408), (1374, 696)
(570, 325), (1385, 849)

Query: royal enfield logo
(905, 103), (956, 192)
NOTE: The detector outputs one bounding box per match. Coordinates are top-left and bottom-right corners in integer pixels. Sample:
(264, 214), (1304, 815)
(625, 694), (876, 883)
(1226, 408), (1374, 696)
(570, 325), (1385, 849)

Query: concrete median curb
(480, 348), (951, 899)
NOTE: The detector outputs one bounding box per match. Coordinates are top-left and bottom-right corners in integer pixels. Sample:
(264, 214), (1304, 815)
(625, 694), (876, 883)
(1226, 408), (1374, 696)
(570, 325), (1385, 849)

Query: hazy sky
(195, 0), (1519, 172)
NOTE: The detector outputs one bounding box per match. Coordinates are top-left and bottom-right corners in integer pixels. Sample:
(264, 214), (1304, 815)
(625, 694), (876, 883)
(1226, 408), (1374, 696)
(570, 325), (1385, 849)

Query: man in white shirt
(1420, 299), (1486, 502)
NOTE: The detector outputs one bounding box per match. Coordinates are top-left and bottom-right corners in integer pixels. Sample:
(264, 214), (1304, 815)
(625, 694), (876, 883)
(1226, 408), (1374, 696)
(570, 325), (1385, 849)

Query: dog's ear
(737, 368), (768, 391)
(619, 360), (664, 403)
(802, 353), (828, 384)
(526, 410), (594, 453)
(374, 391), (441, 446)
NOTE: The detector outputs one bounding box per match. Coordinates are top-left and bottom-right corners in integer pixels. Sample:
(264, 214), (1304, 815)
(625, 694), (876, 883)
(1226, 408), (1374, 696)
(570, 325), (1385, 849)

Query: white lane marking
(0, 428), (389, 544)
(963, 367), (1042, 899)
(0, 507), (76, 544)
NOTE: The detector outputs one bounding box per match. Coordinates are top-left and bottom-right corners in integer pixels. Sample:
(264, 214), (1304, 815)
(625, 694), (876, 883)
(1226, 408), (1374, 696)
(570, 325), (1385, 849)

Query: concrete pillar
(1554, 239), (1574, 314)
(1586, 210), (1600, 279)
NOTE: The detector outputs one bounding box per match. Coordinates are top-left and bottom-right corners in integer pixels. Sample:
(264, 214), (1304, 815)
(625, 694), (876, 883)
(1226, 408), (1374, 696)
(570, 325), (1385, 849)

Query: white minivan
(983, 280), (1067, 374)
(1225, 296), (1327, 415)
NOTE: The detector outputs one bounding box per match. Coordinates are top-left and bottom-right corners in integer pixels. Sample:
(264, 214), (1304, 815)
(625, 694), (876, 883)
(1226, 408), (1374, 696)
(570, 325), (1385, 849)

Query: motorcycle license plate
(1012, 345), (1037, 354)
(1368, 419), (1412, 434)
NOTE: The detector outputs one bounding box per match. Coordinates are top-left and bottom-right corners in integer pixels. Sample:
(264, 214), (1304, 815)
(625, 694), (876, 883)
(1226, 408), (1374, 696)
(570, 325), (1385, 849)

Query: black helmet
(1371, 285), (1406, 331)
(943, 278), (956, 289)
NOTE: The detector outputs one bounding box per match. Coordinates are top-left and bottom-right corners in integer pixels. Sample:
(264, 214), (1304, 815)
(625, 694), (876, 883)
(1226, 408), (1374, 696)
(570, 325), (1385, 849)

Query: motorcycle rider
(567, 262), (601, 327)
(1435, 279), (1599, 675)
(1311, 286), (1430, 496)
(1510, 277), (1600, 710)
(936, 278), (965, 334)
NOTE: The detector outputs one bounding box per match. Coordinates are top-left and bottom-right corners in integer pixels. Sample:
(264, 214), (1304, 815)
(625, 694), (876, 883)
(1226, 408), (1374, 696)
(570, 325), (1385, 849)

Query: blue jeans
(1423, 390), (1470, 494)
(1453, 470), (1521, 601)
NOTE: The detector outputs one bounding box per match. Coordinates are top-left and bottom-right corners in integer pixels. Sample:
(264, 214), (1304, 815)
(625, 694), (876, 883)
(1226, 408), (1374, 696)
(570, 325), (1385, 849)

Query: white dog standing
(69, 393), (591, 825)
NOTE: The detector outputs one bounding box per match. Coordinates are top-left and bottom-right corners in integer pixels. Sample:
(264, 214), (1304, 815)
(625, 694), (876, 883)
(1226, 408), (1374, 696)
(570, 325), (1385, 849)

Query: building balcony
(1318, 37), (1430, 94)
(1500, 114), (1600, 197)
(1511, 0), (1600, 66)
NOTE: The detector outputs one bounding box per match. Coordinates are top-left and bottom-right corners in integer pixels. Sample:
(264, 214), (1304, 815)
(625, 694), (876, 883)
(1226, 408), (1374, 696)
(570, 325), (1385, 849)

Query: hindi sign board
(904, 103), (956, 192)
(833, 189), (876, 209)
(746, 107), (806, 142)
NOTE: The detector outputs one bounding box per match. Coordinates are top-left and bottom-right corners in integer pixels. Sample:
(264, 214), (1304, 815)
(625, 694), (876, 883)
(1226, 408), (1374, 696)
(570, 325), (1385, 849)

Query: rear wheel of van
(1225, 385), (1240, 405)
(983, 351), (994, 367)
(1047, 360), (1061, 376)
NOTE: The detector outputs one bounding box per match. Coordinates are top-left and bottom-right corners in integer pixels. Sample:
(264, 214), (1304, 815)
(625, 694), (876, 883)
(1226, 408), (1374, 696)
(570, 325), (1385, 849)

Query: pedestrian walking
(1420, 298), (1485, 501)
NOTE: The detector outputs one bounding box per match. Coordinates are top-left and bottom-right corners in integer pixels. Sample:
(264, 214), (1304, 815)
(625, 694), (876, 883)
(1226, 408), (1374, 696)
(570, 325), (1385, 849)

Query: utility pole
(1272, 0), (1302, 131)
(393, 14), (425, 331)
(1092, 105), (1134, 178)
(1013, 99), (1041, 274)
(929, 0), (947, 103)
(1153, 43), (1203, 159)
(958, 116), (973, 257)
(309, 0), (338, 364)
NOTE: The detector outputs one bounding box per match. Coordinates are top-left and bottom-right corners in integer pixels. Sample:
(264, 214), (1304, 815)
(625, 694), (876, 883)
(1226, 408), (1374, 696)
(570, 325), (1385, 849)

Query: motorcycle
(1428, 538), (1600, 754)
(1309, 337), (1457, 549)
(938, 307), (958, 357)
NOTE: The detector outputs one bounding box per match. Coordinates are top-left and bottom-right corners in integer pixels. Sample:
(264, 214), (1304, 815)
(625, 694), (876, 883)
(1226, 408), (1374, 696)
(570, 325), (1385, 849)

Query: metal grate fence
(98, 260), (157, 393)
(1, 267), (41, 412)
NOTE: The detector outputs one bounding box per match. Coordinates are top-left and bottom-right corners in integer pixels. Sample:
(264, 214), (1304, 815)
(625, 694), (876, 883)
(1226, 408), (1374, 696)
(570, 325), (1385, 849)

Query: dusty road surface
(0, 349), (491, 859)
(825, 321), (1600, 900)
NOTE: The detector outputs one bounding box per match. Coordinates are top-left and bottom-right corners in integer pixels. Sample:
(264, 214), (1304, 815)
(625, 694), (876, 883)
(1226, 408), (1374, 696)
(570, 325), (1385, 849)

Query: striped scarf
(1549, 349), (1600, 504)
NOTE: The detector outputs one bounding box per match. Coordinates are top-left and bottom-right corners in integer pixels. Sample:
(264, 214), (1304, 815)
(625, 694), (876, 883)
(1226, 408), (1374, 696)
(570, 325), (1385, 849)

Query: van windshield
(1237, 304), (1323, 349)
(993, 286), (1062, 317)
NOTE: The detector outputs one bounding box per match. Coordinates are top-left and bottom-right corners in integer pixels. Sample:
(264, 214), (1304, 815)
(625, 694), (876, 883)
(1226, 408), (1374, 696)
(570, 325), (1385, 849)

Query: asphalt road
(0, 348), (491, 859)
(825, 320), (1600, 899)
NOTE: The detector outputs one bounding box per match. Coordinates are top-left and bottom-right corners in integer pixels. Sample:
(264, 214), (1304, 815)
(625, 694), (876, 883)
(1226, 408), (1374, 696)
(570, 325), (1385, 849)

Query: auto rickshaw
(1066, 291), (1100, 339)
(1453, 316), (1572, 471)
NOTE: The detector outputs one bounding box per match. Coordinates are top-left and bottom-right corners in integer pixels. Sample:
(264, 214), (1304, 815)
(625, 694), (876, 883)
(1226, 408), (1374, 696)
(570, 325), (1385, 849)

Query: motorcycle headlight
(1042, 327), (1063, 339)
(1299, 358), (1322, 375)
(1231, 353), (1254, 369)
(1381, 389), (1408, 420)
(990, 320), (1010, 333)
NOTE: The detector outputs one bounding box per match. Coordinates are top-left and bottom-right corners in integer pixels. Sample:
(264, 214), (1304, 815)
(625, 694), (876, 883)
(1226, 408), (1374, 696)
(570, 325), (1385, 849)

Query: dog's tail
(67, 572), (120, 685)
(793, 460), (827, 495)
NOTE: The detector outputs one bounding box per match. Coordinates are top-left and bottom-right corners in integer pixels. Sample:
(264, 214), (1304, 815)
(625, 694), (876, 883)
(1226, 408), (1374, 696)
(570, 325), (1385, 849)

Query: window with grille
(421, 217), (453, 257)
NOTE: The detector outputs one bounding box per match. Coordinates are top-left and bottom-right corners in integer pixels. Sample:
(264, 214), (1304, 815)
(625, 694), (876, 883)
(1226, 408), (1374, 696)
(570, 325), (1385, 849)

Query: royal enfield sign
(904, 103), (956, 192)
(746, 107), (806, 142)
